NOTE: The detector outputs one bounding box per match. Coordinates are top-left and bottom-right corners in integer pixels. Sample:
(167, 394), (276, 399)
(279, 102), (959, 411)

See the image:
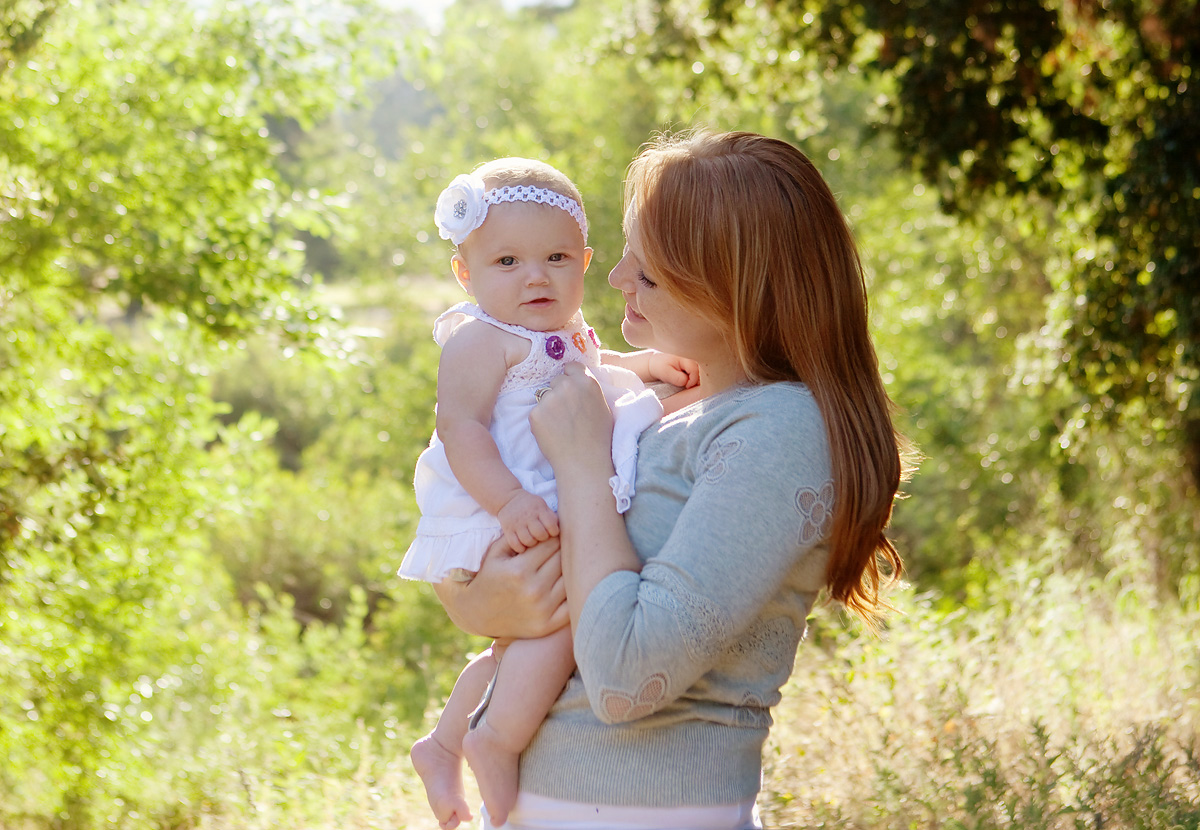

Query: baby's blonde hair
(451, 158), (587, 257)
(473, 157), (586, 210)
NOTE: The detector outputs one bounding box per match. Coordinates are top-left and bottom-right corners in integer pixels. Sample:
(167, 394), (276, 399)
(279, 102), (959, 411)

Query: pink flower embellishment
(600, 673), (668, 722)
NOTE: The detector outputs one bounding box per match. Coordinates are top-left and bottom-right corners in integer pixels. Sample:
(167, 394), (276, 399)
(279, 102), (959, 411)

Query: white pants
(480, 792), (762, 830)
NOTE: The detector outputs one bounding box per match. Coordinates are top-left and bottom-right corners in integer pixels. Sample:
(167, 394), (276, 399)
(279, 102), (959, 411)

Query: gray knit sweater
(518, 382), (834, 806)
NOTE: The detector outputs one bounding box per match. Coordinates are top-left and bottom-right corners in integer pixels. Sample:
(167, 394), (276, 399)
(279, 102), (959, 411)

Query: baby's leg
(411, 648), (498, 830)
(462, 628), (575, 828)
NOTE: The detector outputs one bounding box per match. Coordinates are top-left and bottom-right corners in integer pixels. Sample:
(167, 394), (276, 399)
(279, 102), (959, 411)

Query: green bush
(0, 305), (250, 826)
(207, 291), (442, 624)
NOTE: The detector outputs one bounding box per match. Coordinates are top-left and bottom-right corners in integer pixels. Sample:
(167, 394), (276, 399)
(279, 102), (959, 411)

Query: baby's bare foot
(410, 732), (472, 830)
(462, 722), (520, 828)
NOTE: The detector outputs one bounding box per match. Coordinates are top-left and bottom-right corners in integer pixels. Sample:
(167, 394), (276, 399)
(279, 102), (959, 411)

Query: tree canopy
(1, 0), (405, 817)
(643, 0), (1200, 483)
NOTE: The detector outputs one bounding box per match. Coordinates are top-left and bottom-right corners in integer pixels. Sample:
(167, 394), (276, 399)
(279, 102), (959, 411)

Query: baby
(401, 158), (697, 828)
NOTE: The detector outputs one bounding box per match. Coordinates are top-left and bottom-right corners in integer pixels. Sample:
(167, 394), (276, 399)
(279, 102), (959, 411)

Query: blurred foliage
(0, 0), (438, 823)
(0, 292), (237, 822)
(764, 565), (1200, 829)
(208, 296), (440, 623)
(2, 0), (1198, 826)
(637, 0), (1200, 489)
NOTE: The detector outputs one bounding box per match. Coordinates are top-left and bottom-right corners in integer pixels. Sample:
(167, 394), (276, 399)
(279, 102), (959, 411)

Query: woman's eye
(637, 271), (657, 288)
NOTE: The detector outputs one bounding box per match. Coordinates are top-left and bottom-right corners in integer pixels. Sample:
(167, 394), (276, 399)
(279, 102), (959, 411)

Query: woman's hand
(531, 362), (641, 632)
(433, 535), (567, 640)
(530, 362), (615, 477)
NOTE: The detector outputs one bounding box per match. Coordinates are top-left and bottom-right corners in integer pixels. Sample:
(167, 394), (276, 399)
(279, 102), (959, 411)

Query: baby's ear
(450, 254), (473, 295)
(583, 247), (593, 272)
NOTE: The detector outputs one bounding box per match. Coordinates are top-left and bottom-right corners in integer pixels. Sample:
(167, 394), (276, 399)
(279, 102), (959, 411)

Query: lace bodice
(432, 301), (603, 395)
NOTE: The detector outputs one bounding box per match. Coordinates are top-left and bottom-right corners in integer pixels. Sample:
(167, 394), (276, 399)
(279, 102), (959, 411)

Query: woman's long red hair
(626, 130), (909, 630)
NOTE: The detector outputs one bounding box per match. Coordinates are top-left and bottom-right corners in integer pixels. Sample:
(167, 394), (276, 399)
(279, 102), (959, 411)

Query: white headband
(434, 173), (589, 246)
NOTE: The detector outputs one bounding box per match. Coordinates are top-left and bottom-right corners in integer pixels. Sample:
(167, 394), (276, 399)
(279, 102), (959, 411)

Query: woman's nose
(609, 254), (633, 290)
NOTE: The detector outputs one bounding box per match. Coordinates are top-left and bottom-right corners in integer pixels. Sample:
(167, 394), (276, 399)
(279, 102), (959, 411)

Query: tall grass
(761, 565), (1200, 829)
(9, 563), (1194, 829)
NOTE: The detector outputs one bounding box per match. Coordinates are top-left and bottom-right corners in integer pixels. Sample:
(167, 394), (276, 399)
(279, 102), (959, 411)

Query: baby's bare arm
(438, 320), (528, 516)
(439, 320), (555, 550)
(601, 348), (700, 388)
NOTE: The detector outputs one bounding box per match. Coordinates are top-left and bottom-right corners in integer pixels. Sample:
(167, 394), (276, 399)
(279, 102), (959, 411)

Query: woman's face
(608, 211), (728, 366)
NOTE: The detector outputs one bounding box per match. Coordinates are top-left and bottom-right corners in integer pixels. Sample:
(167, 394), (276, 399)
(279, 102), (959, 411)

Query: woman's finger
(547, 591), (569, 631)
(520, 535), (559, 571)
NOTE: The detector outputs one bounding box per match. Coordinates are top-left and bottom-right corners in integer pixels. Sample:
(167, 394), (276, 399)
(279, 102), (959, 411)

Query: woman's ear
(451, 254), (473, 296)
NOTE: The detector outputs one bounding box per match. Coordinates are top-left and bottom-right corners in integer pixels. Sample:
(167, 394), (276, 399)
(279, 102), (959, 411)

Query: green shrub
(209, 465), (417, 625)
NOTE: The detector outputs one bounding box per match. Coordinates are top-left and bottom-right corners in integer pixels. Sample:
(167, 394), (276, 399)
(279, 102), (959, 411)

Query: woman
(435, 130), (908, 829)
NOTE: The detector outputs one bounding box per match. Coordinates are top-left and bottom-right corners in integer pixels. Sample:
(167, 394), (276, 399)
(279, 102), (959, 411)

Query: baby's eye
(498, 255), (516, 266)
(548, 253), (565, 262)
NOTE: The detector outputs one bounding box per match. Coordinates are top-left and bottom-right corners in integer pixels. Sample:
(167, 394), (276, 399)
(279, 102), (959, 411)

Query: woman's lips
(625, 303), (646, 321)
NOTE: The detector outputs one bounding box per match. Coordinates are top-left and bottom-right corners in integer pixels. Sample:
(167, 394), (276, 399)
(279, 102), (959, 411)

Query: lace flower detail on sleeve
(795, 481), (835, 545)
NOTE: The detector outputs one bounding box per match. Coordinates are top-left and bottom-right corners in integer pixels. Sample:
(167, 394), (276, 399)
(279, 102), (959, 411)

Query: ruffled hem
(397, 524), (502, 583)
(609, 474), (634, 513)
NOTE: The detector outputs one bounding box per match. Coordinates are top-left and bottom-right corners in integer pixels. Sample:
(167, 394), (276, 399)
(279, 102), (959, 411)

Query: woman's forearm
(554, 458), (642, 632)
(529, 362), (642, 630)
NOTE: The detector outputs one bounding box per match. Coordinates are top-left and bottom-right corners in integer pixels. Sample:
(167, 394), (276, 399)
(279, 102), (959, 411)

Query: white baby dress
(398, 301), (663, 583)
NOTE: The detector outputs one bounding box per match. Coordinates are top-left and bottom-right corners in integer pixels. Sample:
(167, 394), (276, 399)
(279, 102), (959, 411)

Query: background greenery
(2, 0), (1197, 827)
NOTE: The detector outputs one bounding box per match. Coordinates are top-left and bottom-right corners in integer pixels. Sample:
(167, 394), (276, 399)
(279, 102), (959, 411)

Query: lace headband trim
(434, 173), (588, 246)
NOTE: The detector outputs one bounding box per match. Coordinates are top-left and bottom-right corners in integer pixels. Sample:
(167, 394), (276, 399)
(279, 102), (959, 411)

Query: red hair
(625, 130), (909, 629)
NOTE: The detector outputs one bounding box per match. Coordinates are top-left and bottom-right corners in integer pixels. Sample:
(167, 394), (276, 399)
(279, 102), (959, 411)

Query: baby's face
(454, 201), (591, 332)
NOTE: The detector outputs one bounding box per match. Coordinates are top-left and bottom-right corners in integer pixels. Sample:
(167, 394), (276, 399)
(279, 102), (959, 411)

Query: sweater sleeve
(572, 390), (834, 724)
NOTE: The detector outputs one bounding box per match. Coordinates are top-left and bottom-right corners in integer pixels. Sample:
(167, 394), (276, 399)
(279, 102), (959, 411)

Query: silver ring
(534, 386), (550, 402)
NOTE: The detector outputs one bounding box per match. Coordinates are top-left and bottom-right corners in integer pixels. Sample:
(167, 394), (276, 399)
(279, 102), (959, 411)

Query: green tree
(360, 0), (694, 340)
(0, 0), (399, 821)
(638, 0), (1200, 488)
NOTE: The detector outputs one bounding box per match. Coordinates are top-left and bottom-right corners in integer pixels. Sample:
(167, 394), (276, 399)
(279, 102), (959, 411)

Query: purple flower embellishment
(545, 335), (566, 360)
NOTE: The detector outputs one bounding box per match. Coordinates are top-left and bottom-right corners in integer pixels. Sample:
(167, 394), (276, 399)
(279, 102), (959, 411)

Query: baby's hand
(497, 490), (559, 553)
(647, 351), (701, 389)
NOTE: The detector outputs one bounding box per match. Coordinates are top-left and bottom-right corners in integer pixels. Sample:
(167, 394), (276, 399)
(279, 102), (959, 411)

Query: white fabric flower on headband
(434, 173), (590, 246)
(434, 174), (488, 245)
